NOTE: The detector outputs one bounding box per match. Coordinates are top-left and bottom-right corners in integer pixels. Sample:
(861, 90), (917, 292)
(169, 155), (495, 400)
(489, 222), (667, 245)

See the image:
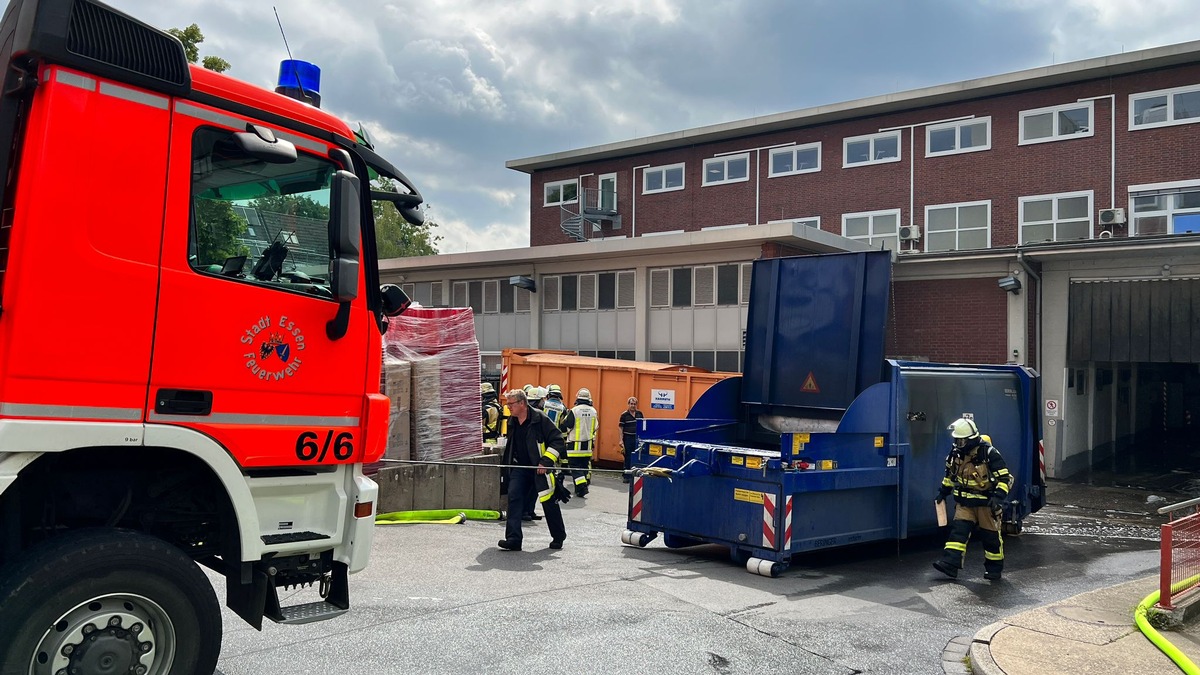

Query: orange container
(501, 349), (739, 466)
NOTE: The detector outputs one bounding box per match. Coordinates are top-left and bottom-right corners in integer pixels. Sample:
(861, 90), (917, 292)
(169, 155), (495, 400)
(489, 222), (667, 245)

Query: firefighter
(481, 382), (502, 446)
(498, 388), (568, 551)
(543, 384), (567, 427)
(933, 418), (1014, 581)
(557, 388), (598, 498)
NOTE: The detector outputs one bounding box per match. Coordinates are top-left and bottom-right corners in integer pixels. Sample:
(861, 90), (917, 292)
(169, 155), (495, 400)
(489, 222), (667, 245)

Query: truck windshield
(189, 127), (337, 294)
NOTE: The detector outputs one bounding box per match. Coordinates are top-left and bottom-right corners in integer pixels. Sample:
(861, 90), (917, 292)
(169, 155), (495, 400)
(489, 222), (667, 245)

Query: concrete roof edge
(378, 222), (866, 274)
(506, 40), (1200, 173)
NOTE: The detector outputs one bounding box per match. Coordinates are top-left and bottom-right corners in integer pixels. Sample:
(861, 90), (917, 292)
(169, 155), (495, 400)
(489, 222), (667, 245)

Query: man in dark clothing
(933, 417), (1014, 581)
(618, 396), (644, 484)
(499, 389), (568, 551)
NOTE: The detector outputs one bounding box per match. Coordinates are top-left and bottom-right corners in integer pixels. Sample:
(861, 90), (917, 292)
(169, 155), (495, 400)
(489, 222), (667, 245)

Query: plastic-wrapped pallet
(383, 357), (411, 460)
(384, 306), (482, 461)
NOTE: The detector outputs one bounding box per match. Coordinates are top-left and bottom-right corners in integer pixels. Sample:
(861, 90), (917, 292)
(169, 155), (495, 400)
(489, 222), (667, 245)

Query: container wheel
(745, 557), (783, 578)
(0, 528), (222, 675)
(621, 529), (655, 548)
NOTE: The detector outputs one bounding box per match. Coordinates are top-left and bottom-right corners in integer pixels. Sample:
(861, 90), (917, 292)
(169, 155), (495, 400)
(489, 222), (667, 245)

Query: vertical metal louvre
(515, 287), (531, 312)
(617, 271), (636, 308)
(431, 282), (443, 306)
(740, 262), (753, 304)
(579, 273), (597, 310)
(694, 266), (715, 305)
(451, 281), (468, 308)
(483, 280), (499, 313)
(650, 269), (670, 307)
(543, 276), (560, 311)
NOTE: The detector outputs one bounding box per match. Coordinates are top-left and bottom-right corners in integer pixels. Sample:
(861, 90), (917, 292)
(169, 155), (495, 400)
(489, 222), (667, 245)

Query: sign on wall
(1045, 399), (1059, 417)
(650, 389), (676, 410)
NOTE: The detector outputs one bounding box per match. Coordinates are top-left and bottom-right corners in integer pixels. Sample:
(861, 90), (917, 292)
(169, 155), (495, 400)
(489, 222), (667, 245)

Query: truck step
(273, 600), (348, 625)
(261, 531), (331, 545)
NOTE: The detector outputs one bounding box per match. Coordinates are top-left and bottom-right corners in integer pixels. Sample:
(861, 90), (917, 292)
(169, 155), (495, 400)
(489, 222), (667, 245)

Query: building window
(842, 209), (900, 250)
(769, 143), (821, 177)
(483, 280), (499, 313)
(703, 154), (749, 186)
(515, 286), (531, 313)
(544, 179), (578, 207)
(560, 274), (578, 311)
(1130, 187), (1200, 235)
(1019, 101), (1093, 145)
(740, 262), (752, 304)
(579, 273), (597, 310)
(1019, 191), (1093, 243)
(452, 281), (468, 308)
(843, 131), (900, 167)
(617, 271), (635, 308)
(598, 173), (618, 211)
(924, 201), (991, 252)
(672, 267), (692, 308)
(716, 264), (740, 305)
(598, 272), (616, 310)
(926, 117), (991, 157)
(643, 163), (685, 194)
(500, 282), (515, 313)
(1130, 84), (1200, 129)
(649, 269), (670, 307)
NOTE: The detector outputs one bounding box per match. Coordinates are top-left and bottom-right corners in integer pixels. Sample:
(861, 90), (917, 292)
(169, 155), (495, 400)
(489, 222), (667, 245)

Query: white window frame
(925, 117), (991, 157)
(842, 131), (901, 168)
(769, 142), (822, 177)
(543, 178), (578, 207)
(1018, 190), (1094, 244)
(1019, 101), (1094, 145)
(1127, 179), (1200, 235)
(598, 172), (618, 211)
(703, 153), (750, 187)
(842, 208), (901, 249)
(692, 265), (716, 306)
(923, 200), (992, 252)
(643, 163), (686, 195)
(616, 270), (636, 309)
(1129, 83), (1200, 130)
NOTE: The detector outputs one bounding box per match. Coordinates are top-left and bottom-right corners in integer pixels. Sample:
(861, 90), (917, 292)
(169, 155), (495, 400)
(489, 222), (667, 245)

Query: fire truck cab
(0, 0), (419, 671)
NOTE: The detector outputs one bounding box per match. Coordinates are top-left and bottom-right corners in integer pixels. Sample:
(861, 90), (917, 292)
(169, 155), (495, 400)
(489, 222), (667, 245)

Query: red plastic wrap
(383, 307), (482, 462)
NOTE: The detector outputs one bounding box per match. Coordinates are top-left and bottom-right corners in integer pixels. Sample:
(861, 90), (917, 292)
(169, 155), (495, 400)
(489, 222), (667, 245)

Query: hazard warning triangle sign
(801, 372), (821, 393)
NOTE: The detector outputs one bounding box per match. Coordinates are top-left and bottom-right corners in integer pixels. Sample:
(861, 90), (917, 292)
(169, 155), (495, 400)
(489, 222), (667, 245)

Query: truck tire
(0, 528), (221, 675)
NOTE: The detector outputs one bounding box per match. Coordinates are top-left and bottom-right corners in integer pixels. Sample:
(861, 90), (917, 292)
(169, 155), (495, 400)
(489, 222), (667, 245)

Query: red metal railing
(1157, 498), (1200, 610)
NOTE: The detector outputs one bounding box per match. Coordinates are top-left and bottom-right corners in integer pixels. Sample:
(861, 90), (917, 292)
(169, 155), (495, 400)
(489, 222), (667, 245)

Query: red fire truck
(0, 0), (421, 671)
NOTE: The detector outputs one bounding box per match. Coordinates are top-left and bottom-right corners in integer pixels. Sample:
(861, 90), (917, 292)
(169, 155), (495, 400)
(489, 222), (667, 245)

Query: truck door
(147, 101), (370, 468)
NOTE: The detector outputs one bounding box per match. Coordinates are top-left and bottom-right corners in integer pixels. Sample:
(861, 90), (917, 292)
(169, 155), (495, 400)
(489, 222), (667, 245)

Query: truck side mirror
(233, 124), (297, 164)
(329, 169), (361, 302)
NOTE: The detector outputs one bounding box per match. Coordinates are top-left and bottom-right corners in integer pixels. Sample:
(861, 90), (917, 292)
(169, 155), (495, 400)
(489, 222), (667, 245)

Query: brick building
(382, 41), (1200, 480)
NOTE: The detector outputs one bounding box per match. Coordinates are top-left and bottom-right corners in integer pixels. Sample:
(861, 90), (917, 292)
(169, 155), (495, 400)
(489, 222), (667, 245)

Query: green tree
(194, 199), (249, 265)
(250, 194), (330, 220)
(168, 24), (231, 72)
(372, 178), (440, 258)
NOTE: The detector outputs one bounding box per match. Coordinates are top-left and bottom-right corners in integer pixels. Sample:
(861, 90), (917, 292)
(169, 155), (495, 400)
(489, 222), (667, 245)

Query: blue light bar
(276, 59), (322, 108)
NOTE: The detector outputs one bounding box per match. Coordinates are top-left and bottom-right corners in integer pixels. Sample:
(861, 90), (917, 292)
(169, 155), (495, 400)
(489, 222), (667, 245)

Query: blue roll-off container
(622, 251), (1045, 576)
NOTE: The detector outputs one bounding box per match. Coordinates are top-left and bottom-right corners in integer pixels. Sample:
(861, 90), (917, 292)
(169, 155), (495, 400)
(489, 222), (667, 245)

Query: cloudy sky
(110, 0), (1197, 254)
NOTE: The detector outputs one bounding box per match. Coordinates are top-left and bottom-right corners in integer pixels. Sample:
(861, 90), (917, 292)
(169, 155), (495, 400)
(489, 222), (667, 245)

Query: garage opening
(1067, 279), (1200, 489)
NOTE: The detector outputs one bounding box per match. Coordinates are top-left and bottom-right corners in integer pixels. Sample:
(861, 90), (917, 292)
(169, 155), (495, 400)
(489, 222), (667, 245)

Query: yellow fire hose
(1136, 574), (1200, 675)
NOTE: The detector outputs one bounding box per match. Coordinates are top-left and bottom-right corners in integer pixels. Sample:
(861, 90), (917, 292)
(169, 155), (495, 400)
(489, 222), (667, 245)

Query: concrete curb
(968, 621), (1009, 675)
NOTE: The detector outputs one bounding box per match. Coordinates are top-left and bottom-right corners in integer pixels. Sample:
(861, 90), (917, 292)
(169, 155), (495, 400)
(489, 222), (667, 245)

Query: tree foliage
(372, 178), (440, 258)
(250, 194), (329, 220)
(168, 24), (231, 72)
(194, 199), (248, 265)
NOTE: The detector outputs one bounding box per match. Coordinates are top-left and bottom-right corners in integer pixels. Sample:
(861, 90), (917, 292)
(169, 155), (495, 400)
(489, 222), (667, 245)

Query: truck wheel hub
(32, 594), (170, 675)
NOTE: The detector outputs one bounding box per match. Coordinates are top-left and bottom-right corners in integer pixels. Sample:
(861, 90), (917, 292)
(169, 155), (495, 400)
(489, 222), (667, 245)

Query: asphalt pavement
(212, 476), (1172, 674)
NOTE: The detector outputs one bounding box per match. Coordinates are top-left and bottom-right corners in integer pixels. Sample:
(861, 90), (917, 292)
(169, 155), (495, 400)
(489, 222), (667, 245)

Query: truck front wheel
(0, 528), (221, 675)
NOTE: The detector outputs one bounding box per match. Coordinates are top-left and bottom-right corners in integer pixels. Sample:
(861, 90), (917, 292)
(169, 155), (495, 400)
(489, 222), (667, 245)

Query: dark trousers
(504, 466), (566, 546)
(939, 504), (1004, 574)
(567, 456), (591, 494)
(622, 436), (636, 480)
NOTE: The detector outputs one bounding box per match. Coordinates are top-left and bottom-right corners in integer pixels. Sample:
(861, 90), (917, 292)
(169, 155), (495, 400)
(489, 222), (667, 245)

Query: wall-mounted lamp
(997, 275), (1022, 294)
(509, 275), (537, 292)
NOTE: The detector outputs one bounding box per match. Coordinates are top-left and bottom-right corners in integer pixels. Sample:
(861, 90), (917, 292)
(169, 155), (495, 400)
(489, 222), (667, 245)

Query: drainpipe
(1017, 249), (1042, 374)
(631, 164), (650, 238)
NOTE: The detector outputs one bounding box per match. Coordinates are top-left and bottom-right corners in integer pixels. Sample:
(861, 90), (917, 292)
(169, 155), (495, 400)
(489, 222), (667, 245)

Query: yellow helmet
(948, 417), (980, 449)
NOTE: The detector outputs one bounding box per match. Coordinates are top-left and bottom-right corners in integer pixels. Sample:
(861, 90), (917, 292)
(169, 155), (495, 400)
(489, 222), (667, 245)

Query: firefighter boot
(932, 560), (958, 579)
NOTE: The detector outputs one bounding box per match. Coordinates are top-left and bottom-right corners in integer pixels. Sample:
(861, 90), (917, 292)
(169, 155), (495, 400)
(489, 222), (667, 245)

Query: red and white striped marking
(500, 362), (509, 396)
(783, 496), (793, 551)
(762, 493), (776, 549)
(1038, 440), (1046, 483)
(631, 476), (644, 522)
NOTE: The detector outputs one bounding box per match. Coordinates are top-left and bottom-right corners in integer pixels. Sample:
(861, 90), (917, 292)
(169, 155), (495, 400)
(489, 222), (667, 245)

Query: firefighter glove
(988, 492), (1005, 513)
(555, 484), (572, 504)
(936, 486), (952, 503)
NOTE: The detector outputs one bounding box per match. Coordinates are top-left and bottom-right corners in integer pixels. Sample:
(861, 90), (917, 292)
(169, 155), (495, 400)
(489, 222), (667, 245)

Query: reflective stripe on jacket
(940, 441), (1013, 507)
(565, 403), (598, 457)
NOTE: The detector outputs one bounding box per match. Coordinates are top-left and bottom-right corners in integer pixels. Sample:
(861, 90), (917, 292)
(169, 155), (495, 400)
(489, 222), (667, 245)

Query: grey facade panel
(578, 312), (598, 349)
(648, 311), (671, 349)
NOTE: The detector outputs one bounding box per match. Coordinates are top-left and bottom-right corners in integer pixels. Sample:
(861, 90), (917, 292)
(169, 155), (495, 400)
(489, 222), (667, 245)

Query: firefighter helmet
(547, 384), (563, 397)
(481, 382), (494, 394)
(948, 417), (980, 449)
(576, 388), (592, 403)
(528, 386), (546, 402)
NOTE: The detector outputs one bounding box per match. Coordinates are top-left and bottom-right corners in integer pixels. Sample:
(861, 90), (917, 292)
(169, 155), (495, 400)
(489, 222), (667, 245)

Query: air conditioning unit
(898, 225), (921, 241)
(1098, 208), (1126, 226)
